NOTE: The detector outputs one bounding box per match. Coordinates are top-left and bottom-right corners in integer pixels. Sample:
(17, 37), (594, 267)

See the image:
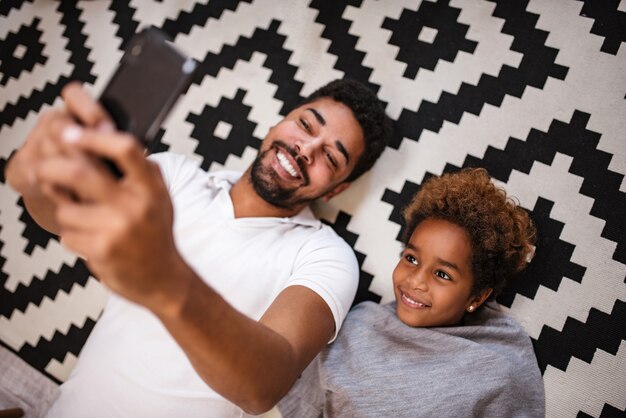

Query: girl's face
(392, 218), (490, 327)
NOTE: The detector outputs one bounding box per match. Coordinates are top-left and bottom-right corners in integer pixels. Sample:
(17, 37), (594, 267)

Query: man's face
(250, 97), (365, 210)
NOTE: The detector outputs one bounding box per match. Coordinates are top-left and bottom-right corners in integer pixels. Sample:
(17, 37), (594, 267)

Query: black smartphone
(99, 27), (197, 152)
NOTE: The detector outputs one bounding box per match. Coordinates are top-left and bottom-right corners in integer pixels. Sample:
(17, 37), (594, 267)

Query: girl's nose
(408, 268), (429, 291)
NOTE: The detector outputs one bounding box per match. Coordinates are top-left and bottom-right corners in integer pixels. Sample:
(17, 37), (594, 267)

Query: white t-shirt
(46, 152), (359, 418)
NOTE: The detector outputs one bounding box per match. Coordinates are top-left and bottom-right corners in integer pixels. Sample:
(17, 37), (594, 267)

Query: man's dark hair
(302, 79), (392, 183)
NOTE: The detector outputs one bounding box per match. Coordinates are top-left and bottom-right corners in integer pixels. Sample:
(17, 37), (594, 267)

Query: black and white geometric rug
(1, 1), (625, 417)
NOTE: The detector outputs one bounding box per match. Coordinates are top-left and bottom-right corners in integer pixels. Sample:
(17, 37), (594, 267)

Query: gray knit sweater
(279, 301), (545, 418)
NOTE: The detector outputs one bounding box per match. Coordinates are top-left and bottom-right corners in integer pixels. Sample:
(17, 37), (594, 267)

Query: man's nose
(295, 137), (323, 164)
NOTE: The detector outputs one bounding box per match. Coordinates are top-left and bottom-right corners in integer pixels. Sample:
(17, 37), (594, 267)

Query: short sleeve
(286, 227), (359, 342)
(148, 152), (202, 195)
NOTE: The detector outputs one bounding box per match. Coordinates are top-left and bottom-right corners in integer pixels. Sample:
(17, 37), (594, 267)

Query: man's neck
(229, 170), (305, 219)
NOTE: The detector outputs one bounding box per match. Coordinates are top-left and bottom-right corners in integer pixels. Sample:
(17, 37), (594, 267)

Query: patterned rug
(1, 1), (625, 417)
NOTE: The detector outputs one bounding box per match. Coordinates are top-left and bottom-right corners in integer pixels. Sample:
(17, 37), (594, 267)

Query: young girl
(278, 168), (545, 417)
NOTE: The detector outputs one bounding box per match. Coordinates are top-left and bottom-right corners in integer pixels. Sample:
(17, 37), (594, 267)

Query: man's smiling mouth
(277, 150), (299, 178)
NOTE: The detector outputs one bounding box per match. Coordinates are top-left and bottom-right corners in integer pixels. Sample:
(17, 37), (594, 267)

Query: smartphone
(99, 27), (197, 151)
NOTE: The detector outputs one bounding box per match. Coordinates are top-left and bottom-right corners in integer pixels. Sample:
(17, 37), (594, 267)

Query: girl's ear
(466, 288), (493, 313)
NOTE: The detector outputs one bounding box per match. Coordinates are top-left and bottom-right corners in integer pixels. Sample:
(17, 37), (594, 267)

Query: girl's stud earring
(467, 305), (475, 312)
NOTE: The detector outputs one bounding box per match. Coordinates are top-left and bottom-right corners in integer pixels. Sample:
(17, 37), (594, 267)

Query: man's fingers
(59, 230), (96, 261)
(61, 128), (150, 181)
(61, 82), (115, 130)
(45, 116), (86, 156)
(55, 201), (123, 264)
(40, 183), (75, 206)
(26, 109), (67, 153)
(56, 202), (110, 231)
(36, 154), (117, 203)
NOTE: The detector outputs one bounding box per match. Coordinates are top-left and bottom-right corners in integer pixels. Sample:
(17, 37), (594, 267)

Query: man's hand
(5, 82), (115, 234)
(5, 80), (187, 313)
(37, 127), (188, 314)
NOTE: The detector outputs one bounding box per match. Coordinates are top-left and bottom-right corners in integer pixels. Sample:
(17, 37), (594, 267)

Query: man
(5, 79), (391, 417)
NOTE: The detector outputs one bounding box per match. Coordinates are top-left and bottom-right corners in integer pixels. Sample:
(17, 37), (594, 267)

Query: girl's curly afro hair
(401, 168), (536, 299)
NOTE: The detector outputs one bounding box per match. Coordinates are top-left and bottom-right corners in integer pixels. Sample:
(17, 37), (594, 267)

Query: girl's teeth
(403, 293), (427, 307)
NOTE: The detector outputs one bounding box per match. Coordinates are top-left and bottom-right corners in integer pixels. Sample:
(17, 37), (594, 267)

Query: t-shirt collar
(206, 170), (321, 228)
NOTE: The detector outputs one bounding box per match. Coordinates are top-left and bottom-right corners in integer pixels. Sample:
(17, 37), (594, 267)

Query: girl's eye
(405, 254), (417, 265)
(435, 270), (452, 281)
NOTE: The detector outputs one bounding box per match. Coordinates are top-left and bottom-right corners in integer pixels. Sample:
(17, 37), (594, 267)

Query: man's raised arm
(31, 92), (336, 414)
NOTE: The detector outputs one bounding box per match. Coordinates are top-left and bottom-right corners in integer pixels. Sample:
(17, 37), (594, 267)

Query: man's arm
(158, 272), (334, 413)
(35, 117), (336, 414)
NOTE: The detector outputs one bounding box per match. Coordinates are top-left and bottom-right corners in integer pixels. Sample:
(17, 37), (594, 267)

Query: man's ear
(322, 182), (351, 202)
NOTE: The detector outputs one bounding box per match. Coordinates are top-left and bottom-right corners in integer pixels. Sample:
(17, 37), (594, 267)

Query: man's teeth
(403, 293), (428, 308)
(277, 151), (298, 177)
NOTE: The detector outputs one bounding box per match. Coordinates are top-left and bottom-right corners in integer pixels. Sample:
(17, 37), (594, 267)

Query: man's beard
(250, 140), (322, 209)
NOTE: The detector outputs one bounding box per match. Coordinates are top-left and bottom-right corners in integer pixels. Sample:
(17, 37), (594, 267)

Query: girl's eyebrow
(407, 242), (464, 274)
(437, 258), (461, 273)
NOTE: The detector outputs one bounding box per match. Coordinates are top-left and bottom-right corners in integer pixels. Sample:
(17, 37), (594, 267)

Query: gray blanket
(279, 301), (545, 418)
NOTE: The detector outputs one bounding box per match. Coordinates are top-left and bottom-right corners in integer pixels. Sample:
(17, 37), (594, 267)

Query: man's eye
(435, 270), (451, 281)
(325, 152), (337, 168)
(300, 118), (311, 133)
